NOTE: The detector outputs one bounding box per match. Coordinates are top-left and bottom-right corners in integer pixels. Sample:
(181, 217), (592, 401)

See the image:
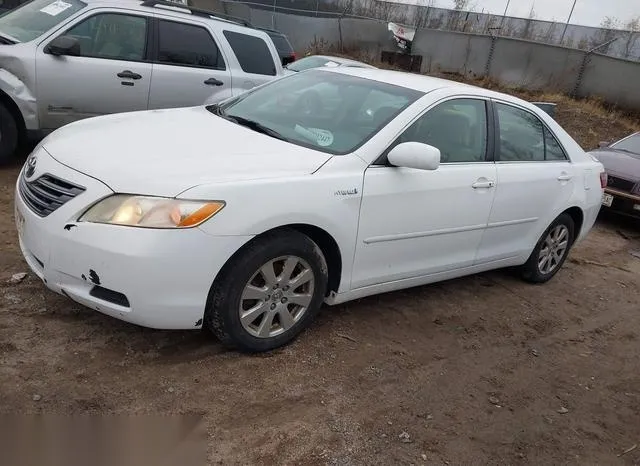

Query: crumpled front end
(0, 46), (38, 130)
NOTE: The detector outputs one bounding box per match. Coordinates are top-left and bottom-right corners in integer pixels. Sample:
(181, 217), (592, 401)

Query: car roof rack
(140, 0), (253, 27)
(256, 27), (284, 34)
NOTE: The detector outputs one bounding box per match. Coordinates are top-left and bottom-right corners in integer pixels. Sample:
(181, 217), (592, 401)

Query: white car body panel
(14, 68), (605, 330)
(40, 107), (332, 197)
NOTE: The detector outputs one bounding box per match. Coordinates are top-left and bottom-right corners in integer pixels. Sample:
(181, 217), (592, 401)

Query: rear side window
(496, 103), (544, 162)
(268, 33), (293, 53)
(157, 20), (225, 69)
(496, 103), (568, 162)
(544, 127), (568, 161)
(223, 30), (276, 76)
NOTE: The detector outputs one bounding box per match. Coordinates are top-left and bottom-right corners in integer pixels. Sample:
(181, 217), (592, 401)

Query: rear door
(475, 100), (575, 264)
(36, 10), (152, 129)
(147, 16), (232, 109)
(222, 29), (280, 95)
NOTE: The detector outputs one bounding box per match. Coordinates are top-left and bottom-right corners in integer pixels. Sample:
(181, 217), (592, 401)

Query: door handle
(117, 70), (142, 80)
(472, 180), (495, 189)
(557, 174), (573, 181)
(204, 78), (224, 86)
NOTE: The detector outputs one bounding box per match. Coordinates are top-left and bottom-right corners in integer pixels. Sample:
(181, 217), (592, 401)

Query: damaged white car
(15, 68), (606, 352)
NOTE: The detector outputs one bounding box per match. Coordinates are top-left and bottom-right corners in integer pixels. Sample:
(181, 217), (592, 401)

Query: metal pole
(272, 0), (276, 28)
(560, 0), (577, 44)
(499, 0), (511, 31)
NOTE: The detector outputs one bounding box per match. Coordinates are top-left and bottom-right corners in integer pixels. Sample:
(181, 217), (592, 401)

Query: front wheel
(204, 229), (328, 352)
(0, 102), (19, 164)
(521, 213), (575, 283)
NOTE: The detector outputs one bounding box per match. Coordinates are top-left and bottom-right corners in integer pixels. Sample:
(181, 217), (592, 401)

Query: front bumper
(14, 149), (252, 329)
(603, 188), (640, 218)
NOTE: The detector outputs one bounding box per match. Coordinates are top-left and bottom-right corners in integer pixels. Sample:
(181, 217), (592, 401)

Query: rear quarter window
(223, 30), (276, 76)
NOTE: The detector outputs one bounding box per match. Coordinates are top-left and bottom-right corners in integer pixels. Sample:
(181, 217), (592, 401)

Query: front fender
(0, 68), (38, 130)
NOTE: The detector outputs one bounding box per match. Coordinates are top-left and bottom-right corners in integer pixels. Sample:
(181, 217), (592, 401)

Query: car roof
(326, 67), (534, 106)
(308, 55), (375, 68)
(82, 0), (260, 29)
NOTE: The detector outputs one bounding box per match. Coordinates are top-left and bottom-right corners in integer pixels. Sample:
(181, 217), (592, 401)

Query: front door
(352, 98), (497, 289)
(147, 17), (233, 109)
(36, 11), (152, 129)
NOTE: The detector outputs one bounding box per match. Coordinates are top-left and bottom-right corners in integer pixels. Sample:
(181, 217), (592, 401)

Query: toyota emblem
(25, 154), (37, 178)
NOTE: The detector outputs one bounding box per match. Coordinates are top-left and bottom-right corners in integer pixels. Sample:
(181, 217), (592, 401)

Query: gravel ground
(1, 102), (639, 464)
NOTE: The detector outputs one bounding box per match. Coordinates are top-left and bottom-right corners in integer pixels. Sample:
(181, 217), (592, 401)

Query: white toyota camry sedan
(15, 68), (606, 352)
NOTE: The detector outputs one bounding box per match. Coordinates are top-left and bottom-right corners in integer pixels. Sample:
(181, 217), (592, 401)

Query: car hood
(591, 149), (640, 180)
(42, 107), (332, 197)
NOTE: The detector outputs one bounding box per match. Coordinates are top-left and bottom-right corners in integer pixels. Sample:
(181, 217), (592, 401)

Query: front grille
(607, 175), (636, 193)
(19, 173), (85, 217)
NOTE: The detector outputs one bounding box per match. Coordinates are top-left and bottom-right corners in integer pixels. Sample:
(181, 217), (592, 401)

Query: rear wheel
(521, 213), (575, 283)
(204, 229), (328, 352)
(0, 102), (18, 164)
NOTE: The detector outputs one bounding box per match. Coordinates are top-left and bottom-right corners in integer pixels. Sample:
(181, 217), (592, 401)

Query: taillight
(291, 52), (296, 61)
(600, 171), (608, 189)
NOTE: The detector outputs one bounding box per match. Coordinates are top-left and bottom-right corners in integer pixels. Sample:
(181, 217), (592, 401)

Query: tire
(204, 229), (328, 352)
(521, 213), (575, 284)
(0, 102), (19, 164)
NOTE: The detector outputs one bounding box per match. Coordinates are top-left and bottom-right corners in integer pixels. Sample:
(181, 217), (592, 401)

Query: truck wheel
(0, 102), (19, 164)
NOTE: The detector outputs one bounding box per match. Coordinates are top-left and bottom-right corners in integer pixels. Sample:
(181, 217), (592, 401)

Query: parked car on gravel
(15, 68), (606, 352)
(590, 131), (640, 218)
(285, 54), (376, 74)
(0, 0), (286, 162)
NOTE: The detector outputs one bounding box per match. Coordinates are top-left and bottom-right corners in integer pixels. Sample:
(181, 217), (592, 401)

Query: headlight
(78, 195), (225, 228)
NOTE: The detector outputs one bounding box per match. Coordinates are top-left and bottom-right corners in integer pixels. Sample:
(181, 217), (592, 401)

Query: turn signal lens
(79, 195), (225, 228)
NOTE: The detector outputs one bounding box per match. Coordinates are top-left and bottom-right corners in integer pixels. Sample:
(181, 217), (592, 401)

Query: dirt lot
(1, 100), (640, 465)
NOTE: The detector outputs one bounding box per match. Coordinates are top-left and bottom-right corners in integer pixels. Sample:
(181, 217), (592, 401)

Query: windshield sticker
(40, 1), (72, 16)
(294, 125), (334, 147)
(323, 61), (340, 68)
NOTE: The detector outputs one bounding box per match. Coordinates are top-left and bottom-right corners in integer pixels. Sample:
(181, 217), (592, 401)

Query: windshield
(212, 70), (422, 155)
(0, 0), (86, 43)
(612, 133), (640, 154)
(286, 56), (346, 72)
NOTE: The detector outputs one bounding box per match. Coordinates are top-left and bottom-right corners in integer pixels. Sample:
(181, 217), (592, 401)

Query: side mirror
(45, 36), (80, 57)
(599, 141), (611, 148)
(387, 142), (441, 171)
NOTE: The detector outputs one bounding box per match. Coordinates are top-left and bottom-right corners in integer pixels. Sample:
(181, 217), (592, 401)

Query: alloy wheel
(537, 224), (570, 274)
(239, 255), (315, 338)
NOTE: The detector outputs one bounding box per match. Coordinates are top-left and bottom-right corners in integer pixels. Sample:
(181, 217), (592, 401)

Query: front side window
(223, 30), (276, 76)
(157, 20), (225, 69)
(393, 99), (488, 163)
(64, 13), (147, 61)
(0, 0), (86, 43)
(213, 70), (422, 155)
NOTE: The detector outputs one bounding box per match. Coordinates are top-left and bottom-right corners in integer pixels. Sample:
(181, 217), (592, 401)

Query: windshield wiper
(0, 34), (17, 45)
(612, 147), (640, 155)
(225, 115), (288, 141)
